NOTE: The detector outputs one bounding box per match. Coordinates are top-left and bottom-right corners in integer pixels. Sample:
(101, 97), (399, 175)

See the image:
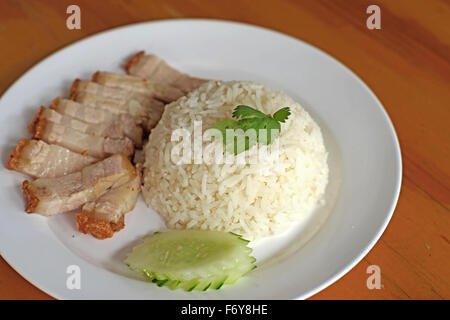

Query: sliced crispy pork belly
(71, 79), (145, 101)
(125, 51), (208, 93)
(72, 91), (164, 131)
(80, 174), (141, 224)
(7, 139), (97, 178)
(71, 79), (165, 130)
(92, 71), (184, 103)
(172, 76), (207, 93)
(76, 174), (141, 239)
(71, 79), (164, 116)
(30, 106), (124, 139)
(133, 149), (145, 166)
(50, 98), (143, 147)
(72, 91), (147, 118)
(22, 154), (135, 216)
(33, 118), (134, 158)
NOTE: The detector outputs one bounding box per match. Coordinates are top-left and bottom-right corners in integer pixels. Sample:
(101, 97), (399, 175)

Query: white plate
(0, 19), (401, 299)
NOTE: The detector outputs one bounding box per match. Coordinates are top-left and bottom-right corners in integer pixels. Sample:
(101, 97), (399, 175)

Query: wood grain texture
(0, 0), (448, 300)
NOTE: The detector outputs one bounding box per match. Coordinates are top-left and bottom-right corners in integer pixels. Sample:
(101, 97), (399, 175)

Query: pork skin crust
(22, 180), (39, 213)
(76, 213), (125, 239)
(124, 51), (145, 73)
(7, 138), (28, 170)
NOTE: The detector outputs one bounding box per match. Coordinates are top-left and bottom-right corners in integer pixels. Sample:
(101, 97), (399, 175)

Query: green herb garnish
(211, 105), (291, 154)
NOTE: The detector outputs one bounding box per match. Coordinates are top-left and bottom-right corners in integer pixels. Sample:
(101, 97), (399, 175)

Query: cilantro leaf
(236, 117), (280, 145)
(211, 105), (289, 154)
(236, 118), (261, 131)
(224, 128), (258, 155)
(273, 107), (291, 123)
(211, 119), (238, 145)
(257, 117), (281, 145)
(232, 105), (266, 120)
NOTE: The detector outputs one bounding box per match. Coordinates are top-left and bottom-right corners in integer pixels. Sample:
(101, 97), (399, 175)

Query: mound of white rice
(143, 81), (328, 240)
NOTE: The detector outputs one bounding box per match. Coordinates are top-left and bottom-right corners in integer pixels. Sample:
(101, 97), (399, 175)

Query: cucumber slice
(180, 279), (200, 291)
(125, 230), (256, 291)
(155, 279), (169, 287)
(210, 275), (228, 290)
(168, 280), (181, 290)
(194, 278), (212, 291)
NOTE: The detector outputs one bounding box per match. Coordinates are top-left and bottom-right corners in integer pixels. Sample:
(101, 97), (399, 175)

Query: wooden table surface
(0, 0), (448, 300)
